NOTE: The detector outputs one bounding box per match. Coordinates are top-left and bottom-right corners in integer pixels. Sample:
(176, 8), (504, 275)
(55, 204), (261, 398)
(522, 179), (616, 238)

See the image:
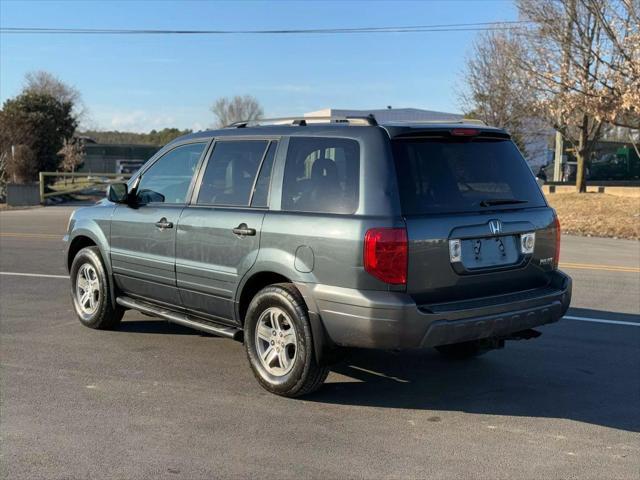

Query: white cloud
(85, 104), (210, 132)
(107, 110), (176, 130)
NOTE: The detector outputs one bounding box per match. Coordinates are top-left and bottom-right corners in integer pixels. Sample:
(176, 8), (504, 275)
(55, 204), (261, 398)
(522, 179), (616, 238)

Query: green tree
(0, 92), (77, 181)
(78, 127), (192, 145)
(147, 128), (192, 145)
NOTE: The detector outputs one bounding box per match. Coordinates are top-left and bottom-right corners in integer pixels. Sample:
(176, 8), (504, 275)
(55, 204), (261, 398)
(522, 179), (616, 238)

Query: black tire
(244, 283), (329, 397)
(435, 340), (488, 359)
(70, 246), (124, 330)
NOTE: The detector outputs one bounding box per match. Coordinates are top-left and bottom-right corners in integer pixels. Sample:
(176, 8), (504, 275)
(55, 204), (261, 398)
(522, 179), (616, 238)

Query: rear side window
(282, 137), (359, 214)
(196, 140), (268, 206)
(392, 138), (546, 215)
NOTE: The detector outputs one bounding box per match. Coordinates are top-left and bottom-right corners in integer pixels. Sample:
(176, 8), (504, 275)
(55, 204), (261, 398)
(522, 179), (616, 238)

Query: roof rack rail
(226, 114), (378, 128)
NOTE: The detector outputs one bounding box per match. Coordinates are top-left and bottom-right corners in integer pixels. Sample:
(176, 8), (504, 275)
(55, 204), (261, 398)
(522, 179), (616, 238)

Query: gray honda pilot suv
(64, 115), (571, 397)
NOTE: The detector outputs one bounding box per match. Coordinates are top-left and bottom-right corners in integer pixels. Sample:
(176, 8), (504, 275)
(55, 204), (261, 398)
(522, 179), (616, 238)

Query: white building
(304, 107), (463, 124)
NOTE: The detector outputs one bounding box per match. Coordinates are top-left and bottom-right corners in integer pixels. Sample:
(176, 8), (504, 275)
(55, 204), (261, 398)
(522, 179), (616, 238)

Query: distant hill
(78, 128), (193, 146)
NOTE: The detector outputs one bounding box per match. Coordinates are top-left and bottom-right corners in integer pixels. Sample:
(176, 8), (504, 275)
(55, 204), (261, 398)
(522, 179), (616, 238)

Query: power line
(0, 21), (533, 35)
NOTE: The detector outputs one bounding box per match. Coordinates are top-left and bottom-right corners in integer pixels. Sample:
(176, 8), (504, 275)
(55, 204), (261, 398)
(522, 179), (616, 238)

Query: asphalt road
(1, 206), (639, 479)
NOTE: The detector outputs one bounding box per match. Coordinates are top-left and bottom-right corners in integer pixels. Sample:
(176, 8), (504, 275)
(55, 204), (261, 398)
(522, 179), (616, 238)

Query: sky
(0, 0), (518, 132)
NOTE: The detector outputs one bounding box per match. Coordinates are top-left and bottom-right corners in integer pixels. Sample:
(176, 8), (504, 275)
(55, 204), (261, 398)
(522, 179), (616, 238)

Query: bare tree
(58, 138), (85, 179)
(516, 0), (639, 192)
(23, 71), (85, 120)
(211, 95), (264, 128)
(580, 0), (639, 130)
(459, 29), (545, 161)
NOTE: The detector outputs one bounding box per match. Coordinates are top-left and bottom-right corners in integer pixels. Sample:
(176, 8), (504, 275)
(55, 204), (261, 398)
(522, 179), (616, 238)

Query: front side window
(196, 140), (268, 206)
(136, 142), (205, 204)
(282, 137), (360, 214)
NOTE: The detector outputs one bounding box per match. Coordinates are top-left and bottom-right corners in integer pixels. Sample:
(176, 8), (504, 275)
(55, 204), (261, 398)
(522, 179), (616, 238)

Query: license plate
(461, 235), (519, 269)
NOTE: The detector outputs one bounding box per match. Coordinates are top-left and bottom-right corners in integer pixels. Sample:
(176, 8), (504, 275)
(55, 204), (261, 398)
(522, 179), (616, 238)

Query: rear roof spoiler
(392, 128), (511, 140)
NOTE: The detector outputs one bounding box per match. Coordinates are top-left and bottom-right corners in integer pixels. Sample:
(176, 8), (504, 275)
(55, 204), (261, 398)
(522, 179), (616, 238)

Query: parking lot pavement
(1, 207), (639, 479)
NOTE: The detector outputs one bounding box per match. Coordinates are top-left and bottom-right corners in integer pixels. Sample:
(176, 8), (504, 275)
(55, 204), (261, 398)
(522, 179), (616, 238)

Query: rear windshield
(392, 138), (546, 215)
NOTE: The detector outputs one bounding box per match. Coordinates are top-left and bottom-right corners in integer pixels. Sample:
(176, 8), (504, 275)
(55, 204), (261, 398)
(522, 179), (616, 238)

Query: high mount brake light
(364, 228), (408, 285)
(451, 128), (480, 137)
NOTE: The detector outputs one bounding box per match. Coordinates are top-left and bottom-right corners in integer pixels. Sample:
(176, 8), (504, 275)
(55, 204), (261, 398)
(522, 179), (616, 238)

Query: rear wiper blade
(479, 198), (528, 207)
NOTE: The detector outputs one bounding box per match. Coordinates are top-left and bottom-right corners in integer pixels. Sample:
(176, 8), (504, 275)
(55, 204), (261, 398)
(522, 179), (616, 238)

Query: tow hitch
(478, 329), (542, 353)
(478, 329), (542, 352)
(505, 329), (542, 341)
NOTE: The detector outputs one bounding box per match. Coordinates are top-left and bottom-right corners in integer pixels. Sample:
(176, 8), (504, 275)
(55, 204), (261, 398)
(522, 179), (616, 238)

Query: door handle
(232, 223), (256, 236)
(155, 218), (174, 230)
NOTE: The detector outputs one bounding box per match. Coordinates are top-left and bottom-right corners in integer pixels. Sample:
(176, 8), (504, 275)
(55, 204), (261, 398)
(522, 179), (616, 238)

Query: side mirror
(107, 183), (129, 203)
(136, 189), (165, 204)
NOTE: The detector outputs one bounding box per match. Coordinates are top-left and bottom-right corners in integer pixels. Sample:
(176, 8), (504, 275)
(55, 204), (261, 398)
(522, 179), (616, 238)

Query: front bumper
(301, 271), (571, 349)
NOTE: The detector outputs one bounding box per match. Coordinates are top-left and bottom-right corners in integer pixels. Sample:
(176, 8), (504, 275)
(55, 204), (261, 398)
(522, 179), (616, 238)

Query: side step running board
(116, 296), (242, 340)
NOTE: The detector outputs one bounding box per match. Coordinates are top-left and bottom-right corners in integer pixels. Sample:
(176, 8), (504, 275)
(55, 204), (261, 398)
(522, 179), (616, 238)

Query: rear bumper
(299, 271), (571, 349)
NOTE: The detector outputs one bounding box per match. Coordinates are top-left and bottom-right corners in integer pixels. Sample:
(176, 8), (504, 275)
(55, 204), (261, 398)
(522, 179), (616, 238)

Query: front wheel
(70, 246), (124, 330)
(244, 283), (329, 397)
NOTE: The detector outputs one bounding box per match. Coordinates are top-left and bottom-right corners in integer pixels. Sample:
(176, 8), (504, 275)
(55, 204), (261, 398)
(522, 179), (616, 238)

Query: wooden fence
(38, 171), (132, 204)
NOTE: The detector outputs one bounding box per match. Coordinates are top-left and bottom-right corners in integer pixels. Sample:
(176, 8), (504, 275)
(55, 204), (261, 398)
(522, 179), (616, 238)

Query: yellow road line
(560, 262), (640, 273)
(0, 232), (63, 239)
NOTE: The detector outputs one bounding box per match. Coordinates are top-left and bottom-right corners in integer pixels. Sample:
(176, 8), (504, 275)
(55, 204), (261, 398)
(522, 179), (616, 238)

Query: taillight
(553, 216), (561, 269)
(364, 228), (408, 285)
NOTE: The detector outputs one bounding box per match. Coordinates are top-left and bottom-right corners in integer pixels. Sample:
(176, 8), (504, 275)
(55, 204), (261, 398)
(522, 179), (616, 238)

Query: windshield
(392, 137), (546, 215)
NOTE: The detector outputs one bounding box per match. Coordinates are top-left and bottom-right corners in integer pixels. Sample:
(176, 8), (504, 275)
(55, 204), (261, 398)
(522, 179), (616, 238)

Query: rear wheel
(244, 283), (329, 397)
(70, 246), (124, 330)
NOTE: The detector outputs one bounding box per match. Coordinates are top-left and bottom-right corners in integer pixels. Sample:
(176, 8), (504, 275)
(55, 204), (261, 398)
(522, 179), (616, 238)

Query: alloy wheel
(76, 263), (100, 315)
(255, 306), (298, 376)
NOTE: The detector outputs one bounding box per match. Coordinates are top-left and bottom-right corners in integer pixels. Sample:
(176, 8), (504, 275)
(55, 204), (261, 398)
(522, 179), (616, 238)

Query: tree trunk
(575, 114), (588, 193)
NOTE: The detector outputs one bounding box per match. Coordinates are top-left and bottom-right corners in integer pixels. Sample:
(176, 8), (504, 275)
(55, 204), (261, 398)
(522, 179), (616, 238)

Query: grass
(546, 193), (640, 240)
(49, 178), (94, 191)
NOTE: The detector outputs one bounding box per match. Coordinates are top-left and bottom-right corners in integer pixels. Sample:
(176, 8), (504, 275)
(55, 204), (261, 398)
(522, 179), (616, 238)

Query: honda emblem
(489, 220), (502, 235)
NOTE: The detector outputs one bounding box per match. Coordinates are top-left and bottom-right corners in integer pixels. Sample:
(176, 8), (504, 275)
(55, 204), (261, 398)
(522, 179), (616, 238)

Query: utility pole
(553, 0), (575, 182)
(11, 144), (16, 183)
(553, 132), (564, 181)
